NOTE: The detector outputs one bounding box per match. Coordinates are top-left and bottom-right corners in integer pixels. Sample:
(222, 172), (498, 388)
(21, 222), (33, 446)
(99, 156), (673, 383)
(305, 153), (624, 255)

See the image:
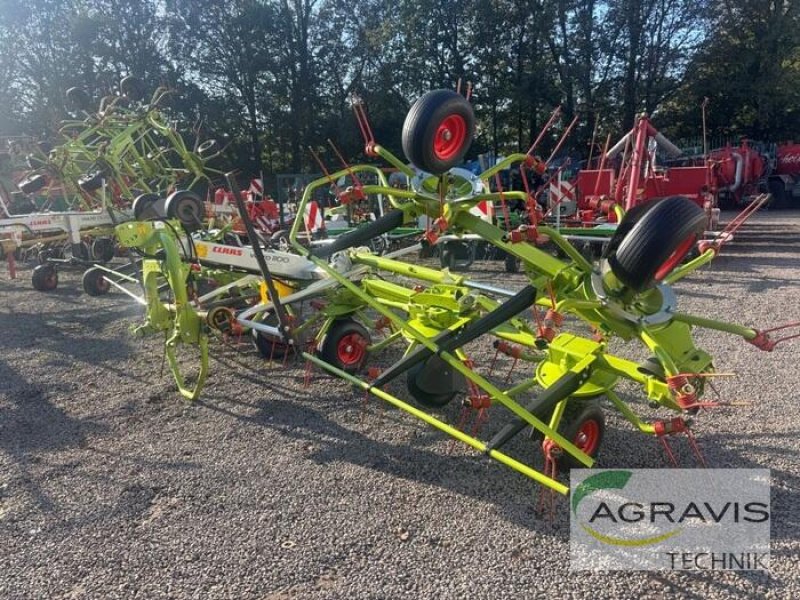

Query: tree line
(1, 0), (798, 182)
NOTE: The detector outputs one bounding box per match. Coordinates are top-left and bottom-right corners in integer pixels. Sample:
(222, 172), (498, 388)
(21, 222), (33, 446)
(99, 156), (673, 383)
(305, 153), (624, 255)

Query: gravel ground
(1, 211), (798, 599)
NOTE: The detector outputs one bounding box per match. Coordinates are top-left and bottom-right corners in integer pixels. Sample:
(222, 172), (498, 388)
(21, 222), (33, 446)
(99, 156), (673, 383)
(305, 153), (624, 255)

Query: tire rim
(336, 333), (366, 366)
(97, 275), (110, 292)
(45, 272), (57, 289)
(574, 419), (600, 455)
(433, 114), (467, 161)
(655, 234), (697, 281)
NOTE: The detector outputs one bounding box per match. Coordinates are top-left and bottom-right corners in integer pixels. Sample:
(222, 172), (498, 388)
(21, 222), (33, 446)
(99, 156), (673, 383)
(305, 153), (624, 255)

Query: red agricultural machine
(566, 116), (800, 229)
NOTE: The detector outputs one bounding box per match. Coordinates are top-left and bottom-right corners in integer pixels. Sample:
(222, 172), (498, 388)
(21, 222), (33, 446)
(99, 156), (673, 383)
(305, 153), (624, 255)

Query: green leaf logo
(572, 470), (682, 547)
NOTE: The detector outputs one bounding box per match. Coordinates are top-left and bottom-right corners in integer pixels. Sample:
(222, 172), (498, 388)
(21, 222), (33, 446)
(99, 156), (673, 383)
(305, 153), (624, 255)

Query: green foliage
(1, 0), (797, 184)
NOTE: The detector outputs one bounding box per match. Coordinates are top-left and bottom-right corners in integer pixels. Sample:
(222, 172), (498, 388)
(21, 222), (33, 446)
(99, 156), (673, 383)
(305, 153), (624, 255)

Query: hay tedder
(1, 77), (224, 291)
(114, 89), (798, 496)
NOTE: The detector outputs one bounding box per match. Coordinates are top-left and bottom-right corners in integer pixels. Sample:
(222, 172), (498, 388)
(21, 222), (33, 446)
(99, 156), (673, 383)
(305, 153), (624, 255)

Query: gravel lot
(1, 211), (798, 599)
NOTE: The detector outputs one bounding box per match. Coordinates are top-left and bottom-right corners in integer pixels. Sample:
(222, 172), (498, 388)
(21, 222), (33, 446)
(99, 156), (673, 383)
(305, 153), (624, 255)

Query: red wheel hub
(337, 333), (366, 366)
(655, 234), (696, 281)
(574, 419), (600, 455)
(433, 114), (467, 161)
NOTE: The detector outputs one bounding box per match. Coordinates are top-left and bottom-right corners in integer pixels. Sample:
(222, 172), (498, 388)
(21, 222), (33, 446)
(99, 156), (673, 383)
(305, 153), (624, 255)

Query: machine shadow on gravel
(0, 358), (107, 513)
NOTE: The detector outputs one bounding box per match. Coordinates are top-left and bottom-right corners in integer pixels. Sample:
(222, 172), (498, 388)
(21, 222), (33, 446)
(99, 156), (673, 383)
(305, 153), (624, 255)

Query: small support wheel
(252, 313), (290, 359)
(318, 318), (370, 374)
(402, 89), (475, 174)
(556, 400), (606, 470)
(91, 237), (115, 262)
(18, 174), (47, 195)
(82, 267), (110, 296)
(406, 355), (465, 408)
(78, 170), (105, 192)
(32, 264), (58, 292)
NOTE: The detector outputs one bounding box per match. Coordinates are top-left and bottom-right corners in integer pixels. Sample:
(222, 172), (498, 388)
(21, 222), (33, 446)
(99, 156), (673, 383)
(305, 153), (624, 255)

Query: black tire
(402, 89), (475, 175)
(768, 179), (787, 209)
(318, 319), (370, 374)
(91, 237), (115, 262)
(368, 235), (387, 255)
(504, 253), (520, 273)
(32, 265), (58, 292)
(68, 241), (91, 262)
(558, 401), (605, 470)
(26, 153), (45, 169)
(406, 355), (465, 408)
(270, 229), (289, 249)
(18, 174), (47, 195)
(165, 190), (205, 230)
(197, 139), (218, 158)
(78, 170), (104, 192)
(252, 313), (291, 360)
(132, 193), (162, 220)
(120, 76), (145, 101)
(82, 267), (110, 296)
(606, 196), (706, 292)
(66, 87), (92, 113)
(439, 240), (474, 272)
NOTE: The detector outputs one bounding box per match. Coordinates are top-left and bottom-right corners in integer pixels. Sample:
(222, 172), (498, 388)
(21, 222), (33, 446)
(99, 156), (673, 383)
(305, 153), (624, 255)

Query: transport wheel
(120, 75), (145, 101)
(318, 319), (370, 374)
(66, 241), (91, 262)
(132, 193), (162, 220)
(253, 314), (290, 359)
(66, 87), (92, 112)
(406, 355), (465, 408)
(91, 237), (115, 263)
(504, 253), (520, 273)
(32, 265), (58, 292)
(606, 196), (706, 292)
(78, 170), (104, 192)
(558, 401), (605, 470)
(82, 267), (110, 296)
(533, 399), (605, 470)
(165, 190), (205, 230)
(402, 89), (475, 175)
(18, 174), (47, 194)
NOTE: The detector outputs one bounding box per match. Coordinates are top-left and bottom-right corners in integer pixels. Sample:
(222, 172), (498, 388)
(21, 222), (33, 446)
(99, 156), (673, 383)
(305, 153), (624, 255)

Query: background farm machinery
(0, 78), (229, 290)
(112, 89), (798, 498)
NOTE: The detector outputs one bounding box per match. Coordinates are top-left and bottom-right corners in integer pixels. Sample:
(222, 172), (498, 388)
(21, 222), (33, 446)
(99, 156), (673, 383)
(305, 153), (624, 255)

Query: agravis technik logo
(570, 469), (771, 571)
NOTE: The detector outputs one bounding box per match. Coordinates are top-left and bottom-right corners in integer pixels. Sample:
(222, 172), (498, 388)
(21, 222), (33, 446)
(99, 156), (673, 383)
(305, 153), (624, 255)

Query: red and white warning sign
(469, 199), (495, 222)
(249, 178), (264, 197)
(304, 200), (324, 233)
(549, 180), (576, 205)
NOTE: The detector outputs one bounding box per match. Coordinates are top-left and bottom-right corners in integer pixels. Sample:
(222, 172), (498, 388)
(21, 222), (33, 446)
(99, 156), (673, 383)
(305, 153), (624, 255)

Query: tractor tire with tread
(82, 267), (110, 296)
(606, 196), (706, 292)
(402, 89), (475, 175)
(318, 319), (370, 374)
(32, 265), (58, 291)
